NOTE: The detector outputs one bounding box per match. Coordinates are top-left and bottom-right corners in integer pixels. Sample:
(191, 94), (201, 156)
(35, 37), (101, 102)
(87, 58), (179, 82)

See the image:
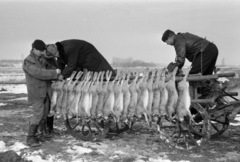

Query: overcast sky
(0, 0), (239, 66)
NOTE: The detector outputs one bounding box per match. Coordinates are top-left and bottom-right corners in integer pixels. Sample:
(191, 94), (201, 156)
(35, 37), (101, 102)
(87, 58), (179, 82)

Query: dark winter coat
(22, 51), (58, 104)
(55, 39), (115, 78)
(173, 32), (210, 69)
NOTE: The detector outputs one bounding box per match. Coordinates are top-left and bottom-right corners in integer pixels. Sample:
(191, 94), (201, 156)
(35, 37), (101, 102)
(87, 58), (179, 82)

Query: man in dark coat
(46, 39), (116, 80)
(162, 29), (218, 75)
(22, 40), (61, 147)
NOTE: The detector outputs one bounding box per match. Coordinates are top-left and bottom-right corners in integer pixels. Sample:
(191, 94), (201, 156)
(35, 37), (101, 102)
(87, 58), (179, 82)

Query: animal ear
(167, 62), (177, 72)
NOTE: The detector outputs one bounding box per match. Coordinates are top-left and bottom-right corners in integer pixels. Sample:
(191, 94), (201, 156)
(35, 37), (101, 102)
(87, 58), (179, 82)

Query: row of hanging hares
(49, 67), (192, 126)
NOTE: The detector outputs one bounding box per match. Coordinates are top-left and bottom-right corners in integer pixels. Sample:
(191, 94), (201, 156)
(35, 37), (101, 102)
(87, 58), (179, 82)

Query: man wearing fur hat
(22, 40), (61, 147)
(46, 39), (116, 80)
(162, 30), (218, 75)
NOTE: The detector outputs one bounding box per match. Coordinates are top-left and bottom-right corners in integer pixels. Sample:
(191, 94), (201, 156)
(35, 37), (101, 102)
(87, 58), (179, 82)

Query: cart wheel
(65, 116), (93, 141)
(108, 121), (130, 134)
(92, 119), (110, 140)
(208, 104), (232, 138)
(209, 114), (229, 138)
(188, 103), (211, 143)
(94, 117), (129, 135)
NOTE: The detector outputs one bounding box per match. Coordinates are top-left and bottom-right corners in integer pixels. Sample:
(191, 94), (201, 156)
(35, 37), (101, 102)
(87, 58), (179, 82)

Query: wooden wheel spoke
(211, 123), (220, 131)
(65, 117), (94, 141)
(210, 113), (229, 137)
(108, 122), (130, 134)
(188, 124), (205, 137)
(93, 121), (103, 132)
(72, 123), (80, 130)
(81, 122), (92, 135)
(188, 103), (211, 141)
(91, 120), (110, 141)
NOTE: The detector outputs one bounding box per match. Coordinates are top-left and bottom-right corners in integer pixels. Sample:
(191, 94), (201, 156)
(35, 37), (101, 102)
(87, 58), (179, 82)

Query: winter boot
(37, 119), (52, 142)
(47, 116), (60, 136)
(26, 124), (41, 147)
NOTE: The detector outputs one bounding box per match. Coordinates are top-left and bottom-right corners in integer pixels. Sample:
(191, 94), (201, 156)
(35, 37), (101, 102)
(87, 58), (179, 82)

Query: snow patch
(148, 157), (173, 162)
(0, 142), (58, 162)
(230, 122), (240, 126)
(66, 145), (92, 155)
(189, 154), (203, 158)
(9, 142), (28, 152)
(0, 109), (30, 117)
(25, 155), (52, 162)
(0, 141), (6, 152)
(0, 103), (7, 106)
(71, 159), (84, 162)
(230, 114), (240, 126)
(234, 114), (240, 121)
(0, 84), (27, 94)
(114, 150), (127, 155)
(217, 77), (229, 83)
(8, 97), (27, 101)
(23, 150), (57, 162)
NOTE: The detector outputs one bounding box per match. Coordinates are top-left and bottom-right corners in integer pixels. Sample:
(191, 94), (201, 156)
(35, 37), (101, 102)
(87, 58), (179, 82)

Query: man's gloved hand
(56, 69), (61, 75)
(58, 75), (64, 80)
(167, 62), (178, 73)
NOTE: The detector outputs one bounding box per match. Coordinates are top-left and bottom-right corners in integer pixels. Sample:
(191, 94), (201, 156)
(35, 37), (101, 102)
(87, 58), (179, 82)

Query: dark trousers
(190, 43), (218, 75)
(30, 94), (50, 125)
(43, 94), (51, 120)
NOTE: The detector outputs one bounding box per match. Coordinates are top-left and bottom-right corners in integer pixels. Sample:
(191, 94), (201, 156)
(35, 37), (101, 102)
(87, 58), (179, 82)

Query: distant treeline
(0, 60), (23, 67)
(0, 59), (22, 62)
(111, 57), (166, 68)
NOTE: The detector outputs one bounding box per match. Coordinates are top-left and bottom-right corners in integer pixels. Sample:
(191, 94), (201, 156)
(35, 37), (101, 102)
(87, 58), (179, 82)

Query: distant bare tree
(111, 57), (157, 68)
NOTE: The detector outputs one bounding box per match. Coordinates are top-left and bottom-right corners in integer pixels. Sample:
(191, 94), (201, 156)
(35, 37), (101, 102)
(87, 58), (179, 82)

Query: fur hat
(162, 29), (174, 42)
(32, 39), (46, 51)
(46, 44), (58, 56)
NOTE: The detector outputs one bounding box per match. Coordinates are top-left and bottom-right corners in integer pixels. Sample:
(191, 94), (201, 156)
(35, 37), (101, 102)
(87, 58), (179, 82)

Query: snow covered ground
(0, 84), (27, 94)
(1, 84), (240, 162)
(0, 84), (184, 162)
(0, 140), (189, 162)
